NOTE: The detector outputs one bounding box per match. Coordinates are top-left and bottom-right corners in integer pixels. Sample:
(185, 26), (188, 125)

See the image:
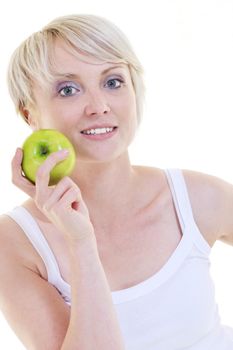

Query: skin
(0, 38), (233, 349)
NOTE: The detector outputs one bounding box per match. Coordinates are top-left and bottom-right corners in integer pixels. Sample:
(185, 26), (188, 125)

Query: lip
(80, 124), (118, 133)
(80, 126), (118, 141)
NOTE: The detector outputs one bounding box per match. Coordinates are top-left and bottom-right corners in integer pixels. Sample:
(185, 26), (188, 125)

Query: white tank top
(6, 169), (233, 349)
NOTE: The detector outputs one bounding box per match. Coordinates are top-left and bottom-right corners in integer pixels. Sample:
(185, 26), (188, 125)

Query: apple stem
(40, 145), (49, 156)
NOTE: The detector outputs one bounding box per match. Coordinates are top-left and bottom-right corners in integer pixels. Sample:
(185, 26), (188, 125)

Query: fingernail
(60, 149), (69, 156)
(16, 148), (22, 156)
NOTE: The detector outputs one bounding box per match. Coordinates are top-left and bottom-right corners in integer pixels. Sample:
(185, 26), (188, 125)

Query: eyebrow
(53, 65), (126, 80)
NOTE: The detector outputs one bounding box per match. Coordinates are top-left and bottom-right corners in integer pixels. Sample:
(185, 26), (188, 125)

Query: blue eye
(105, 78), (124, 89)
(59, 84), (80, 96)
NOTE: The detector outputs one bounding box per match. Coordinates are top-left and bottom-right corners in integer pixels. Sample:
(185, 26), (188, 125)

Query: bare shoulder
(0, 212), (43, 273)
(0, 213), (31, 260)
(135, 165), (233, 246)
(182, 169), (233, 246)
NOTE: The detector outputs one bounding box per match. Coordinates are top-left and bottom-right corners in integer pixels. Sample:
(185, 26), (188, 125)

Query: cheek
(36, 106), (77, 129)
(49, 100), (83, 125)
(118, 89), (137, 114)
(121, 97), (138, 138)
(124, 92), (138, 125)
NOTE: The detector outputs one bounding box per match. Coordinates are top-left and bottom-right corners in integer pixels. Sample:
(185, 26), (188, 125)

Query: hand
(11, 148), (95, 243)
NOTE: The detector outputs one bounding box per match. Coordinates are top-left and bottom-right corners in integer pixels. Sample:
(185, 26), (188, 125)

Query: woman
(0, 14), (233, 350)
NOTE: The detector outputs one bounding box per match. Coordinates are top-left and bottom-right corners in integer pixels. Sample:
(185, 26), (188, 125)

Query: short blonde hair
(7, 14), (145, 124)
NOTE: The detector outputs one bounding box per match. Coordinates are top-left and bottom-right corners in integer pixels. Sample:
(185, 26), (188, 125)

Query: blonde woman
(0, 14), (233, 350)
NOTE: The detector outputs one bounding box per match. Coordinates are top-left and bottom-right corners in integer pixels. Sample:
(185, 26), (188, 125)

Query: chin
(81, 148), (128, 164)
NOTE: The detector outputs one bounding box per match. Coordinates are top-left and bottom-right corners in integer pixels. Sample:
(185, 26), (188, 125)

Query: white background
(0, 0), (233, 348)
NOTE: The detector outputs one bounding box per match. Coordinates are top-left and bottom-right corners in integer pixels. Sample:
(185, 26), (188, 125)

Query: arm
(0, 215), (70, 349)
(1, 148), (125, 350)
(0, 216), (124, 350)
(61, 237), (124, 350)
(183, 169), (233, 246)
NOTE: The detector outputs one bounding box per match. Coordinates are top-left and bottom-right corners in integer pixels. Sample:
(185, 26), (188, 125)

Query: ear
(20, 107), (38, 130)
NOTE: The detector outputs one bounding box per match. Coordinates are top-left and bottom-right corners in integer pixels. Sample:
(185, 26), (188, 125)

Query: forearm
(61, 237), (125, 350)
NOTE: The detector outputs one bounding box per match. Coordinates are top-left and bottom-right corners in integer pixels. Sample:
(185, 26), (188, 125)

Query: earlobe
(20, 107), (38, 130)
(21, 108), (30, 124)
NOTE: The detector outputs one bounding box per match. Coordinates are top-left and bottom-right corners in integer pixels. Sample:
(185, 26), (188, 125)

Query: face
(29, 40), (138, 163)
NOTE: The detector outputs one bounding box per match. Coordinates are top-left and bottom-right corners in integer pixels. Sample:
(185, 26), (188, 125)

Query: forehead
(50, 40), (128, 77)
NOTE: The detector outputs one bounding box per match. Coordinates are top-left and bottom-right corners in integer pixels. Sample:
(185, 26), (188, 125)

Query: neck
(71, 152), (136, 215)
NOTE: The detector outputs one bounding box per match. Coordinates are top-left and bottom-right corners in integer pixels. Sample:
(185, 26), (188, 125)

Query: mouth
(80, 126), (118, 135)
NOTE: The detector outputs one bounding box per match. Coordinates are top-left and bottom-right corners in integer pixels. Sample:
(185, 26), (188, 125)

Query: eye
(105, 78), (124, 89)
(59, 84), (80, 97)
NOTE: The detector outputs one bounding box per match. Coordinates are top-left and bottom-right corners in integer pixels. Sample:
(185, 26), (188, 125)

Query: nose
(84, 90), (111, 116)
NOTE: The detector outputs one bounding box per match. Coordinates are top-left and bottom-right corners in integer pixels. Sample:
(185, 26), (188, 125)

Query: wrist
(67, 235), (104, 284)
(67, 234), (98, 260)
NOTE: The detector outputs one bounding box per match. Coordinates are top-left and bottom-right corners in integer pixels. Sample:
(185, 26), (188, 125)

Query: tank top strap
(6, 206), (61, 286)
(164, 168), (211, 255)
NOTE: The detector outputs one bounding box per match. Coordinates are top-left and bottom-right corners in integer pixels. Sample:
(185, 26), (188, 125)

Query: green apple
(22, 129), (76, 186)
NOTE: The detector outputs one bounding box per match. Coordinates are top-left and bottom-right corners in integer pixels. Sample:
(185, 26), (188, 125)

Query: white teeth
(82, 127), (114, 135)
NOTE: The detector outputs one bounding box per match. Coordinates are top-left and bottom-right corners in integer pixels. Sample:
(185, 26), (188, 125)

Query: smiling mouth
(81, 126), (118, 135)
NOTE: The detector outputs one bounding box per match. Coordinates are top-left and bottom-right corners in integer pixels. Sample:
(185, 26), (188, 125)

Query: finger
(11, 148), (36, 198)
(35, 149), (69, 192)
(59, 178), (89, 215)
(63, 187), (80, 209)
(42, 176), (80, 212)
(56, 186), (81, 212)
(50, 187), (93, 240)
